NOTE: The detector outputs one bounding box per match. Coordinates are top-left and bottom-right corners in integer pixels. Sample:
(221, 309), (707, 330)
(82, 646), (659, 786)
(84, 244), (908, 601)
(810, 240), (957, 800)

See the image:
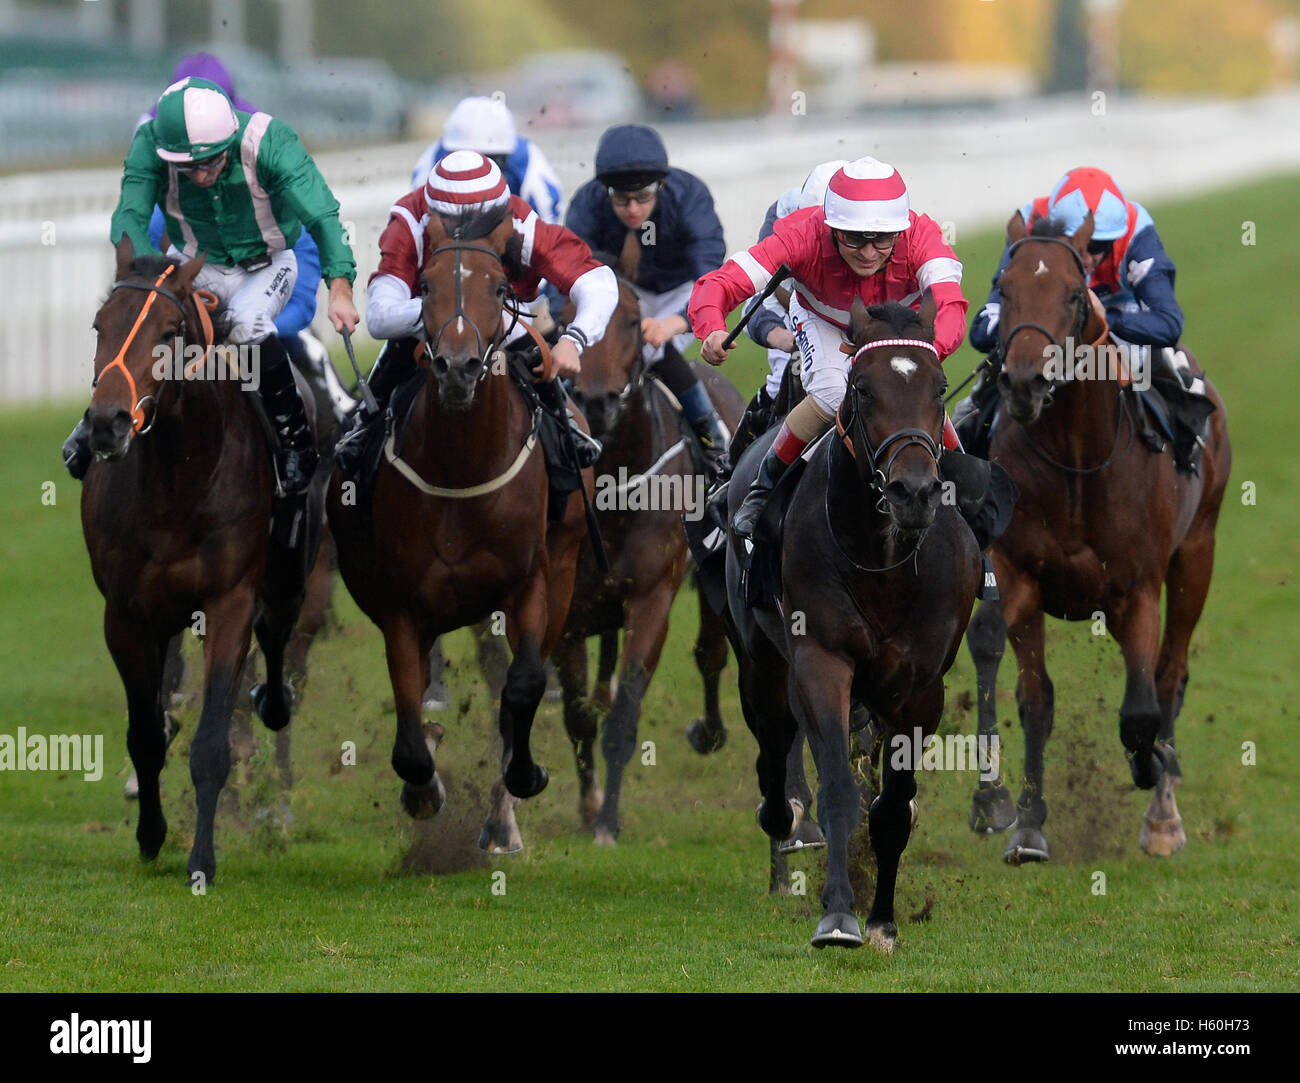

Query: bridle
(996, 234), (1133, 475)
(836, 337), (943, 515)
(93, 264), (215, 438)
(423, 240), (518, 378)
(997, 235), (1090, 383)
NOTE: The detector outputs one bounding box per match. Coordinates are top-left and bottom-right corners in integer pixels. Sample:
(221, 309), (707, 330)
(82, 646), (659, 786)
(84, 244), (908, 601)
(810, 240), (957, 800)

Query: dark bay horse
(327, 210), (590, 851)
(967, 212), (1230, 861)
(81, 238), (325, 884)
(726, 297), (980, 949)
(555, 276), (745, 843)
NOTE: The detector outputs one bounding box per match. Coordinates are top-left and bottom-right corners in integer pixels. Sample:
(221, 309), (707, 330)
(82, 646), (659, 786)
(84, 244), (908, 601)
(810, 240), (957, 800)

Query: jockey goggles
(175, 150), (228, 176)
(1086, 238), (1113, 256)
(835, 228), (900, 251)
(607, 182), (661, 207)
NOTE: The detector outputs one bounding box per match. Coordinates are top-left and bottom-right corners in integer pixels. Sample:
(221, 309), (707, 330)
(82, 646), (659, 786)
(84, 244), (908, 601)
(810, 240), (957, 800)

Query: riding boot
(689, 410), (731, 483)
(732, 445), (791, 541)
(953, 355), (1001, 460)
(536, 377), (603, 468)
(1151, 346), (1214, 474)
(257, 336), (317, 496)
(650, 343), (729, 481)
(62, 413), (92, 481)
(335, 337), (419, 477)
(729, 385), (774, 470)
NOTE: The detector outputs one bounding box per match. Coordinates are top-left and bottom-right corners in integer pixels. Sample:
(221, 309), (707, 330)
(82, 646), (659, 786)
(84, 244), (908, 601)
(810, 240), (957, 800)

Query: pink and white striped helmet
(424, 150), (510, 218)
(823, 157), (911, 233)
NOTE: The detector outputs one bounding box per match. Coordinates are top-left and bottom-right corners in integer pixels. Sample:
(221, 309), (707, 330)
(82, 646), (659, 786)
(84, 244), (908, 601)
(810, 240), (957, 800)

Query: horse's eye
(160, 329), (176, 343)
(420, 281), (430, 297)
(495, 282), (509, 298)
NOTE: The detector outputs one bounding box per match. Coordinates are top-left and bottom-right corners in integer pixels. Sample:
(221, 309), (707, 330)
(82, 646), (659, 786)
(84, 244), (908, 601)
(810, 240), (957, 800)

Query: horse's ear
(114, 235), (135, 279)
(848, 296), (874, 344)
(918, 288), (937, 340)
(176, 253), (206, 291)
(1071, 211), (1095, 256)
(1006, 211), (1027, 244)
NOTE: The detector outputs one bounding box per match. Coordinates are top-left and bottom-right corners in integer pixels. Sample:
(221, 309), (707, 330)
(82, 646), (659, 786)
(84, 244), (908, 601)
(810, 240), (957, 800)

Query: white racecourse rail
(3, 92), (1299, 405)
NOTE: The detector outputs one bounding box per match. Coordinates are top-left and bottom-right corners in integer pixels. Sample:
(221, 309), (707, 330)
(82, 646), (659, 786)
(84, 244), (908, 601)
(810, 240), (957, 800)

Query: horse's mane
(1029, 217), (1069, 238)
(863, 301), (927, 339)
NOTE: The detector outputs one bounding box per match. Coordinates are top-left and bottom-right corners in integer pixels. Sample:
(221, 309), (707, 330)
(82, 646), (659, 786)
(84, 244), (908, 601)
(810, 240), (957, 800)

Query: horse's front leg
(188, 582), (257, 885)
(1005, 602), (1053, 865)
(499, 573), (551, 802)
(966, 596), (1016, 833)
(1111, 587), (1184, 855)
(790, 644), (861, 948)
(865, 682), (939, 954)
(385, 614), (444, 820)
(592, 580), (675, 846)
(552, 631), (604, 828)
(107, 614), (169, 862)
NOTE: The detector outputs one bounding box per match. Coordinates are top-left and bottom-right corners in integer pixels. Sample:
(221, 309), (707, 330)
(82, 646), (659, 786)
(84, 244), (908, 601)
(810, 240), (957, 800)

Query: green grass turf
(0, 174), (1296, 991)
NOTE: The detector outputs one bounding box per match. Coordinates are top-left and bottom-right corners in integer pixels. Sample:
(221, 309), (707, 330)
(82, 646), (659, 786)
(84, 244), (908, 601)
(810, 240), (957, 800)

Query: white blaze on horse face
(1035, 259), (1049, 276)
(891, 356), (917, 380)
(457, 316), (464, 334)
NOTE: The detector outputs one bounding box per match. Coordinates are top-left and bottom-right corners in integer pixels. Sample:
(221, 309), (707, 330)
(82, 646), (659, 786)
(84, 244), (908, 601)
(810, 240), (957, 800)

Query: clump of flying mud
(394, 772), (492, 876)
(1044, 704), (1131, 863)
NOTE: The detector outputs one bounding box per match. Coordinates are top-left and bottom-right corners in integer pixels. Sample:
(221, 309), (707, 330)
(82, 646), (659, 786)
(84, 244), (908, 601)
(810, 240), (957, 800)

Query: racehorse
(726, 295), (980, 949)
(966, 212), (1230, 861)
(81, 237), (326, 884)
(554, 274), (745, 844)
(327, 209), (590, 851)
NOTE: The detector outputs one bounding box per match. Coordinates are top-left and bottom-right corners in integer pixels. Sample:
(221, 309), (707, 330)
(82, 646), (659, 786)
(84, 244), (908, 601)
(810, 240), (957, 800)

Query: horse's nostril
(432, 355), (449, 375)
(997, 370), (1011, 391)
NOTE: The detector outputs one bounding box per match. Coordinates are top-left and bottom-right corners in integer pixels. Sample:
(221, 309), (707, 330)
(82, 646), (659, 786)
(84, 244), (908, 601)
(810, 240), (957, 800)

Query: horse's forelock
(861, 301), (927, 341)
(1029, 217), (1069, 239)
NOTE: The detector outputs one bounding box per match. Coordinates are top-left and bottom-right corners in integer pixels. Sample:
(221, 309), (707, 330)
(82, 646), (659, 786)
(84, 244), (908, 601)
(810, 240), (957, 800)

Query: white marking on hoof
(867, 926), (896, 954)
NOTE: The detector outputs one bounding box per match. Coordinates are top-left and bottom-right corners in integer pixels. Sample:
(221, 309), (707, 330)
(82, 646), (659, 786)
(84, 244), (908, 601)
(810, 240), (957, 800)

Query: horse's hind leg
(107, 614), (169, 861)
(967, 598), (1016, 834)
(779, 727), (825, 852)
(592, 629), (618, 712)
(553, 631), (604, 828)
(188, 584), (257, 885)
(499, 576), (551, 802)
(386, 615), (444, 820)
(686, 586), (729, 754)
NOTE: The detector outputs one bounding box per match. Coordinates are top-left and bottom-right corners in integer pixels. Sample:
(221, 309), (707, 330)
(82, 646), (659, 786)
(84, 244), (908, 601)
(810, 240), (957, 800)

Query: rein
(423, 241), (515, 377)
(823, 436), (928, 575)
(94, 265), (218, 437)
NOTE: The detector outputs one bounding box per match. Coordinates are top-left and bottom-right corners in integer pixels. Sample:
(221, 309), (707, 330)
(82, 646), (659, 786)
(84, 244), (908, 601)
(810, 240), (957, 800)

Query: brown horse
(554, 276), (746, 843)
(327, 210), (590, 851)
(966, 212), (1231, 862)
(81, 238), (325, 884)
(726, 297), (981, 949)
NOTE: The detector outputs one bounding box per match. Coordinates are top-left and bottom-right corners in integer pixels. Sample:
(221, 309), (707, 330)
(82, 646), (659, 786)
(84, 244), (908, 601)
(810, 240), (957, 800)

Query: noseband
(94, 265), (215, 437)
(837, 338), (943, 514)
(425, 241), (517, 378)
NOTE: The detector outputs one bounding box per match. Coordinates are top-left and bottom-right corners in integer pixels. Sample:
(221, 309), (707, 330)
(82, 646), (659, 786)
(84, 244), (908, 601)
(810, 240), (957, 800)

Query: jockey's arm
(110, 125), (166, 257)
(1104, 227), (1184, 347)
(907, 214), (969, 360)
(366, 209), (424, 340)
(690, 227), (798, 364)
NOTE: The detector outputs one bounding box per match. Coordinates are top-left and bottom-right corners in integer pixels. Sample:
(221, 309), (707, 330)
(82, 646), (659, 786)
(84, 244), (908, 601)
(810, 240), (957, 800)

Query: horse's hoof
(124, 773), (139, 801)
(778, 808), (825, 853)
(1003, 823), (1050, 864)
(593, 827), (617, 847)
(865, 921), (898, 954)
(1140, 816), (1186, 857)
(136, 821), (166, 861)
(970, 784), (1017, 834)
(1127, 747), (1161, 790)
(477, 817), (524, 854)
(422, 683), (450, 711)
(811, 912), (863, 949)
(400, 775), (446, 820)
(756, 797), (802, 842)
(686, 718), (726, 754)
(504, 762), (548, 800)
(251, 682), (293, 731)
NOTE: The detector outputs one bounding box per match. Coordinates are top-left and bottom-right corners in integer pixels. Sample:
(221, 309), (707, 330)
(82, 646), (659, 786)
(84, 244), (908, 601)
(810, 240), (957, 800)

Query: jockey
(960, 167), (1209, 466)
(141, 54), (327, 378)
(336, 151), (617, 473)
(411, 96), (565, 225)
(66, 76), (357, 496)
(691, 156), (968, 540)
(735, 159), (847, 440)
(565, 124), (732, 480)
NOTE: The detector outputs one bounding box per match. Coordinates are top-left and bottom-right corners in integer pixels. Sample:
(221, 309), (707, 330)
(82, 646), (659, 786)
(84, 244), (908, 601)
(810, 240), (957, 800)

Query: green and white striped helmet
(153, 77), (239, 163)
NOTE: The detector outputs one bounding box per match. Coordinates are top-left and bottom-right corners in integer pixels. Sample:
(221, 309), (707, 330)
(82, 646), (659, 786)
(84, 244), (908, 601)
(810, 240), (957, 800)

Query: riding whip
(721, 263), (792, 350)
(341, 328), (378, 414)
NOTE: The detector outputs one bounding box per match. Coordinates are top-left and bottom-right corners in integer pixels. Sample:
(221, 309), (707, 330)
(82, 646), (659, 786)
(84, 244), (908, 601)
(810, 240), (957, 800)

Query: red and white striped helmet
(823, 157), (911, 233)
(424, 150), (510, 218)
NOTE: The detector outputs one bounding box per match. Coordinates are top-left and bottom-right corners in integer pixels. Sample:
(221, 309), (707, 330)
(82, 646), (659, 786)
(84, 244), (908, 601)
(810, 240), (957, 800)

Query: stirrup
(569, 422), (603, 468)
